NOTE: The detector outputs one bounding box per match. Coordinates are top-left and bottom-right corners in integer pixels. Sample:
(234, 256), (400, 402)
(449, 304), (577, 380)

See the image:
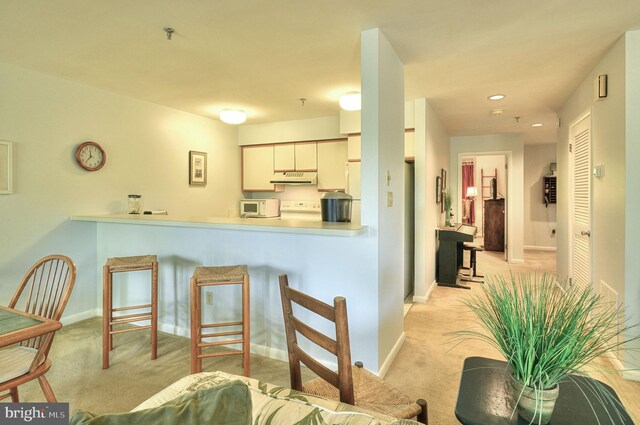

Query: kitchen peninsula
(70, 213), (382, 370)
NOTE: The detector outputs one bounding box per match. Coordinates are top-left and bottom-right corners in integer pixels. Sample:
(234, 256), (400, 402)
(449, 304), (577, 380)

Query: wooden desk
(437, 224), (476, 289)
(455, 357), (633, 425)
(0, 306), (61, 348)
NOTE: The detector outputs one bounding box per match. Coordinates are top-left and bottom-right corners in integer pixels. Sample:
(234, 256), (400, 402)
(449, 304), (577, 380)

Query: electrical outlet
(205, 291), (213, 305)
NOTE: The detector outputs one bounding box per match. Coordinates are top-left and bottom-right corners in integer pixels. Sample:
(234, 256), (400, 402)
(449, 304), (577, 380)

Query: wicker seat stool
(102, 255), (158, 369)
(190, 265), (250, 376)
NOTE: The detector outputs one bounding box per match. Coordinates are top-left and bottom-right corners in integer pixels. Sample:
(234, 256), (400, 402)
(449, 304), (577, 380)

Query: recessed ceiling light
(339, 92), (361, 111)
(488, 94), (505, 101)
(531, 123), (544, 127)
(219, 109), (247, 125)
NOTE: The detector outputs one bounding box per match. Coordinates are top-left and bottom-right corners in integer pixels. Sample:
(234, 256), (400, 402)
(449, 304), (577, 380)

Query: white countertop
(70, 214), (367, 237)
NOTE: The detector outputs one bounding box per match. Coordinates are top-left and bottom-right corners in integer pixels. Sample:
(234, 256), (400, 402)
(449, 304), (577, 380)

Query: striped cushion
(0, 346), (38, 383)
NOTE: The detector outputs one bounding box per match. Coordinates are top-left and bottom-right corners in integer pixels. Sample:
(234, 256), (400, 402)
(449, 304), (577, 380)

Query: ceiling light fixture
(488, 94), (505, 101)
(531, 123), (544, 127)
(339, 92), (361, 111)
(219, 109), (247, 125)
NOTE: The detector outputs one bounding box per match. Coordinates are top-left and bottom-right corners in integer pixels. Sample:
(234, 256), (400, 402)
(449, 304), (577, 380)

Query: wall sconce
(339, 92), (361, 111)
(219, 109), (247, 125)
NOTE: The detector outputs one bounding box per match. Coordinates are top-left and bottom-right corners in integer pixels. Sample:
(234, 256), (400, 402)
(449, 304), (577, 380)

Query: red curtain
(462, 163), (475, 224)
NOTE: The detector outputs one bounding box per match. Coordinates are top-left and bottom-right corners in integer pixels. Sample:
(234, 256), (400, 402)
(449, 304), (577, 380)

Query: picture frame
(436, 176), (442, 204)
(189, 151), (207, 186)
(0, 141), (13, 195)
(441, 168), (447, 190)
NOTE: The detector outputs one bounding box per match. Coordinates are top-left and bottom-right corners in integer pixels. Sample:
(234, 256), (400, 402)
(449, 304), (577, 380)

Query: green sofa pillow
(70, 379), (252, 425)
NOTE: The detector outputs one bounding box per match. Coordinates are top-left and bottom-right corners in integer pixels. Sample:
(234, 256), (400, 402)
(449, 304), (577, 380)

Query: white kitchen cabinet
(274, 142), (317, 171)
(274, 144), (295, 171)
(317, 140), (348, 191)
(295, 142), (317, 171)
(242, 145), (276, 191)
(404, 131), (415, 161)
(347, 135), (361, 161)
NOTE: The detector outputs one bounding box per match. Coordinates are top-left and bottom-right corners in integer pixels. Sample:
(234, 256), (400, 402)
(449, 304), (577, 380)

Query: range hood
(270, 172), (317, 185)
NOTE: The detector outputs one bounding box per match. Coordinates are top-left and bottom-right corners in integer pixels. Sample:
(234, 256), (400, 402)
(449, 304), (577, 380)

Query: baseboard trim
(413, 280), (437, 303)
(623, 370), (640, 382)
(524, 245), (557, 252)
(509, 259), (525, 264)
(61, 309), (99, 325)
(602, 350), (640, 382)
(378, 332), (405, 379)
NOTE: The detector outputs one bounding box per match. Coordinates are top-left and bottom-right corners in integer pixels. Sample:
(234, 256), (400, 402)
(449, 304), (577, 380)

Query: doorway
(458, 154), (508, 261)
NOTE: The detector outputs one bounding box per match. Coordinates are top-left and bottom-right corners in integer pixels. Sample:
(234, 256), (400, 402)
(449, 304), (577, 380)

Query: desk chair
(279, 274), (428, 423)
(0, 255), (76, 402)
(460, 243), (484, 283)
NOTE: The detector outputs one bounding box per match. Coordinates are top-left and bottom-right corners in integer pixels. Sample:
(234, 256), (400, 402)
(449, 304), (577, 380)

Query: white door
(569, 112), (592, 291)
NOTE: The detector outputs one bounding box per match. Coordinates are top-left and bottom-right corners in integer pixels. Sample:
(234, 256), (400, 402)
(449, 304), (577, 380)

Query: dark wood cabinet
(484, 199), (505, 252)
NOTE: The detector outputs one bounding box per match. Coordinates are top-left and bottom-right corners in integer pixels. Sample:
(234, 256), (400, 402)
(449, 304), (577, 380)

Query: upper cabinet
(242, 145), (276, 192)
(275, 143), (317, 172)
(317, 140), (348, 191)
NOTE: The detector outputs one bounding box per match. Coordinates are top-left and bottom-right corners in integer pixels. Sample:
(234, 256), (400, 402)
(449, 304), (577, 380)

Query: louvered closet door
(570, 113), (592, 291)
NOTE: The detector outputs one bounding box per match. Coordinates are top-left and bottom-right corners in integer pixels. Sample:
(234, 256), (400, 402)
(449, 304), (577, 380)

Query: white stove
(279, 200), (322, 221)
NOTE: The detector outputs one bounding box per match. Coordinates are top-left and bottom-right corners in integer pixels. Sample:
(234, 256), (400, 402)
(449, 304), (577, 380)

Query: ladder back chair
(279, 274), (428, 424)
(0, 255), (76, 402)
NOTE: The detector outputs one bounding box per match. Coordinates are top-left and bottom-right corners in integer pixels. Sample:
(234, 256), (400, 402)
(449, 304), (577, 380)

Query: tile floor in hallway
(394, 248), (640, 425)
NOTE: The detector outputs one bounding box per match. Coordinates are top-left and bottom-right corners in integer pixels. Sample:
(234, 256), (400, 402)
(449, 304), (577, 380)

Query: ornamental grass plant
(456, 273), (639, 423)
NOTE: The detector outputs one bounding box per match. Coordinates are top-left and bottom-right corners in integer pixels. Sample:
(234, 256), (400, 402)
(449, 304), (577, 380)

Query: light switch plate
(386, 191), (393, 207)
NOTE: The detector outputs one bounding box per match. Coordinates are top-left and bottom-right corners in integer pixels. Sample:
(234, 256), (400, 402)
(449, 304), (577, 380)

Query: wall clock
(75, 141), (106, 171)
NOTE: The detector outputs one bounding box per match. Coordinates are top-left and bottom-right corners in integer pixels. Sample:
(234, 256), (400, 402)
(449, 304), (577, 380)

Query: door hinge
(569, 144), (572, 153)
(569, 277), (573, 286)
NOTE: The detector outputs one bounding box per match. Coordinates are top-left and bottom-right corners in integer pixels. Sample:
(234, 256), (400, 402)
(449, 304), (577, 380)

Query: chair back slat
(279, 274), (354, 405)
(9, 255), (76, 351)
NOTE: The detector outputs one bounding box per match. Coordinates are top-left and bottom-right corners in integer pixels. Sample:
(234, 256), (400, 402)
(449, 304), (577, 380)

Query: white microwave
(240, 199), (280, 218)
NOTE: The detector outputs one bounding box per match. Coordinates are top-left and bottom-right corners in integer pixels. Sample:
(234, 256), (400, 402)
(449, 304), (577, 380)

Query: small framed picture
(189, 151), (207, 186)
(441, 168), (447, 190)
(436, 176), (442, 204)
(0, 141), (13, 195)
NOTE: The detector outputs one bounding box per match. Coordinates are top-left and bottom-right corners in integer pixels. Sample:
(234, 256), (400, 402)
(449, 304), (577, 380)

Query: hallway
(387, 249), (640, 424)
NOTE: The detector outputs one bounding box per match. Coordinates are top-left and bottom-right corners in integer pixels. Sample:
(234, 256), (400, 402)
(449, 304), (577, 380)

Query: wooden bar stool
(461, 243), (484, 283)
(102, 255), (158, 369)
(190, 265), (250, 376)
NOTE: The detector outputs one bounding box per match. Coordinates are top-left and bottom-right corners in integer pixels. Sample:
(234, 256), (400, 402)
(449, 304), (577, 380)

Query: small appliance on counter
(321, 192), (352, 222)
(240, 198), (280, 218)
(128, 194), (142, 214)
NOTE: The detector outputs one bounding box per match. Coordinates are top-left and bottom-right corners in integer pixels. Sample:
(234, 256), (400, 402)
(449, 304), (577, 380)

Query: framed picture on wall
(189, 151), (207, 186)
(441, 168), (447, 190)
(0, 141), (13, 195)
(436, 176), (442, 204)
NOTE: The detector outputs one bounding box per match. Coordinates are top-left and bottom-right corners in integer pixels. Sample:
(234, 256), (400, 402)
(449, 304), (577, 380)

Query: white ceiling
(1, 1), (639, 144)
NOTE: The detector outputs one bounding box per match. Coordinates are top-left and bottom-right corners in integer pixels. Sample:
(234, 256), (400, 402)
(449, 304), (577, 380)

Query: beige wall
(0, 62), (242, 320)
(523, 144), (557, 249)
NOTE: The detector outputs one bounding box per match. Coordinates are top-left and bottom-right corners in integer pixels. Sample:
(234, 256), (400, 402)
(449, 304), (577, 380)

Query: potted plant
(456, 273), (638, 424)
(443, 190), (452, 226)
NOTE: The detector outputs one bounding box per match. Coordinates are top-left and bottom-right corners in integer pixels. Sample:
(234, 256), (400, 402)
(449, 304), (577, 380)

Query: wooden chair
(0, 255), (76, 402)
(279, 274), (428, 424)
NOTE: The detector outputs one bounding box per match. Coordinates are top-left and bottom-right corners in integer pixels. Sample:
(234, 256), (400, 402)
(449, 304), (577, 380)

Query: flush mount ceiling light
(531, 123), (544, 127)
(219, 109), (247, 125)
(487, 94), (505, 101)
(339, 92), (361, 111)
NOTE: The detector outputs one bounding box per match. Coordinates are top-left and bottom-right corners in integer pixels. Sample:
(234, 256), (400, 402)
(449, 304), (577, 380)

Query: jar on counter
(128, 194), (142, 214)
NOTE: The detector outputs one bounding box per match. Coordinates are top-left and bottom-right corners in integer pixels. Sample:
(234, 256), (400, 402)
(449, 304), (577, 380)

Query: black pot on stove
(321, 191), (352, 222)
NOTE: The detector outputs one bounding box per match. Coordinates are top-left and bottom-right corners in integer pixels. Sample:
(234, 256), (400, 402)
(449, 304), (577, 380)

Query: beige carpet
(8, 249), (640, 423)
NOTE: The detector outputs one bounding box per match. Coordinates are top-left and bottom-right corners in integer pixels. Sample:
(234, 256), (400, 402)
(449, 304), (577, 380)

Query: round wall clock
(75, 141), (106, 171)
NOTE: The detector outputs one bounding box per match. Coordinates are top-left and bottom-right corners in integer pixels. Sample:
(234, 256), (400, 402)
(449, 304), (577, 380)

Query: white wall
(361, 28), (405, 372)
(450, 134), (525, 263)
(523, 144), (557, 250)
(557, 31), (640, 374)
(0, 62), (242, 320)
(413, 99), (450, 301)
(238, 116), (342, 145)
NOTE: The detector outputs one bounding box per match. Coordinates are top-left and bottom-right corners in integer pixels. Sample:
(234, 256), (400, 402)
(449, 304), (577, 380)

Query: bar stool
(190, 265), (250, 376)
(461, 243), (484, 282)
(102, 255), (158, 369)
